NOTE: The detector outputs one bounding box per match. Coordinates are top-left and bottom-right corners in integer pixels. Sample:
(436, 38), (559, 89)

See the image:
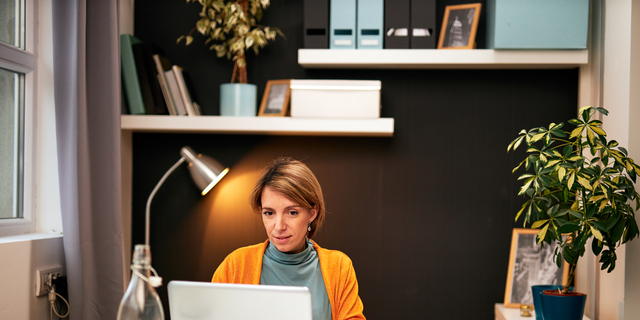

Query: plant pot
(531, 285), (573, 320)
(220, 83), (257, 116)
(539, 290), (586, 320)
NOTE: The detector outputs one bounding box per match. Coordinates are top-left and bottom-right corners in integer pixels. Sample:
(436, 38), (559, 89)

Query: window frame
(0, 0), (38, 236)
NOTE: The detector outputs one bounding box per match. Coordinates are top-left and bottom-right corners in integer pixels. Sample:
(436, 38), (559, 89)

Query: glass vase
(117, 244), (164, 320)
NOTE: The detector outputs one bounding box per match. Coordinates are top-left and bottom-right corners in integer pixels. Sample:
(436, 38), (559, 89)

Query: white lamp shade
(180, 146), (229, 195)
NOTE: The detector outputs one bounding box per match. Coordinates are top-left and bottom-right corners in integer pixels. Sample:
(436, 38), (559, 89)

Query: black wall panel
(132, 1), (579, 319)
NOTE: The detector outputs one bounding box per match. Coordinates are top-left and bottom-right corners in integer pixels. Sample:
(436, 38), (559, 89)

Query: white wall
(599, 1), (640, 319)
(623, 2), (640, 320)
(0, 235), (65, 320)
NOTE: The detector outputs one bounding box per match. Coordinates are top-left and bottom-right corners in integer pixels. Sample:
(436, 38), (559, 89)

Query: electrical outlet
(35, 267), (62, 297)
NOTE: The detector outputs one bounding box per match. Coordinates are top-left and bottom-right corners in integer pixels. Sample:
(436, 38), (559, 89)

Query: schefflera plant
(178, 0), (282, 84)
(507, 106), (640, 294)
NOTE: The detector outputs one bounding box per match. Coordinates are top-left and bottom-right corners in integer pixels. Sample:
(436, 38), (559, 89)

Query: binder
(120, 34), (146, 114)
(132, 43), (168, 114)
(172, 66), (198, 116)
(411, 0), (437, 48)
(164, 69), (188, 115)
(384, 0), (410, 48)
(357, 0), (384, 49)
(303, 0), (329, 48)
(152, 54), (178, 115)
(330, 0), (356, 49)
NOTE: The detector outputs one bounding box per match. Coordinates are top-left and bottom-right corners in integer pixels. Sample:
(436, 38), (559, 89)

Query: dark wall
(132, 1), (579, 319)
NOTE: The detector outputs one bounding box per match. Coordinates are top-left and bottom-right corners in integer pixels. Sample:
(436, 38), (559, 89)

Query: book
(132, 43), (168, 114)
(120, 34), (146, 114)
(152, 54), (178, 115)
(164, 69), (188, 115)
(172, 66), (197, 116)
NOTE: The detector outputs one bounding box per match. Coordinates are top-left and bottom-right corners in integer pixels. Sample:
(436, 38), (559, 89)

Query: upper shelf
(298, 49), (589, 69)
(121, 115), (394, 137)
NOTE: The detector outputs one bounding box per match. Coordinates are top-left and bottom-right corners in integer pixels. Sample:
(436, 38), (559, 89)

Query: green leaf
(538, 223), (550, 244)
(515, 203), (528, 222)
(589, 226), (602, 241)
(611, 220), (626, 244)
(557, 221), (580, 233)
(568, 173), (576, 190)
(590, 125), (606, 136)
(577, 176), (592, 190)
(570, 126), (583, 139)
(531, 132), (546, 143)
(558, 167), (567, 182)
(532, 219), (549, 229)
(507, 136), (524, 152)
(592, 238), (603, 255)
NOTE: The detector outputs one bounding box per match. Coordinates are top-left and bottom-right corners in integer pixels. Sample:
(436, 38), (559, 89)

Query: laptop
(167, 280), (313, 320)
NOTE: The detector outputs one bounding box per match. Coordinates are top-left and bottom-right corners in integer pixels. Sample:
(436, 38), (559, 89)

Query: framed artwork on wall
(437, 3), (482, 49)
(258, 79), (291, 117)
(504, 228), (569, 308)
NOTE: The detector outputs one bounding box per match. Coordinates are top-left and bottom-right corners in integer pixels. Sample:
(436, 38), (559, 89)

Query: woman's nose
(275, 214), (286, 230)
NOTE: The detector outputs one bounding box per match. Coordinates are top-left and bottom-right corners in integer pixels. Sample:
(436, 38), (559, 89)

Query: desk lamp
(117, 146), (229, 320)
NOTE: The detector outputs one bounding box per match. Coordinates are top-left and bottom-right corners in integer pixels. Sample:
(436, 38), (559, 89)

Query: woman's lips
(274, 235), (291, 243)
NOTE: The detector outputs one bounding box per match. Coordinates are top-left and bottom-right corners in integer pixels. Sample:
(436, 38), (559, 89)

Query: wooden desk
(494, 303), (591, 320)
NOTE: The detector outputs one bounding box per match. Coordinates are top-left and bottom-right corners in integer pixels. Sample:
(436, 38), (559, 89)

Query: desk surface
(494, 303), (591, 320)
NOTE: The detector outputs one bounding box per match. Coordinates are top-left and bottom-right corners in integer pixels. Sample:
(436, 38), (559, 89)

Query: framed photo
(504, 228), (569, 308)
(437, 3), (482, 49)
(258, 79), (291, 117)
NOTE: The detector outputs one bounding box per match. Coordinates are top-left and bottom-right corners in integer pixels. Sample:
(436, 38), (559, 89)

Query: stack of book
(120, 34), (201, 116)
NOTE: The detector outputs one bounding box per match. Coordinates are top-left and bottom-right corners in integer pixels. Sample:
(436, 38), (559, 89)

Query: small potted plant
(178, 0), (282, 116)
(507, 106), (640, 320)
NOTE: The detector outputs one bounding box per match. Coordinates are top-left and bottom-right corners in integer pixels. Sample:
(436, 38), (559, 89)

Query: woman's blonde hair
(249, 157), (325, 238)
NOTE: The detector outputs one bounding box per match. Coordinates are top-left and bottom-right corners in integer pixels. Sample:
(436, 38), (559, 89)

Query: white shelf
(121, 115), (394, 137)
(494, 303), (591, 320)
(298, 49), (589, 69)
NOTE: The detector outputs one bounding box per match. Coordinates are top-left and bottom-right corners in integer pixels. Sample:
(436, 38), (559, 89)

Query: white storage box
(290, 80), (381, 118)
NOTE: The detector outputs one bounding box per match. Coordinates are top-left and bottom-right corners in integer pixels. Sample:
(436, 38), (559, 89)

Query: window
(0, 0), (37, 235)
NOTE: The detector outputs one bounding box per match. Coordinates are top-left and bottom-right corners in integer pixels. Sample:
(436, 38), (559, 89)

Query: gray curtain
(52, 1), (124, 319)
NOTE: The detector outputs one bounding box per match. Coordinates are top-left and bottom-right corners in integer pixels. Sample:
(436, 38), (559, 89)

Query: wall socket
(35, 267), (62, 297)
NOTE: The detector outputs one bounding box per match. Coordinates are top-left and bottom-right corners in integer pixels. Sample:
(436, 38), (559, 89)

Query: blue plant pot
(531, 285), (573, 320)
(539, 290), (586, 320)
(220, 83), (257, 116)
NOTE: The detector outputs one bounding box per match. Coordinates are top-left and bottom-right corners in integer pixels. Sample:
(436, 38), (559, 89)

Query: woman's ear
(309, 207), (318, 223)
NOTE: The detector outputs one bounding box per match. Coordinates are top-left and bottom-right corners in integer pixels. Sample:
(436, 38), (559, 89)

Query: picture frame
(437, 3), (482, 49)
(504, 228), (569, 308)
(258, 79), (291, 117)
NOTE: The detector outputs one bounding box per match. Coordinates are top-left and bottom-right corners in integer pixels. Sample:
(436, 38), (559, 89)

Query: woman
(212, 157), (366, 320)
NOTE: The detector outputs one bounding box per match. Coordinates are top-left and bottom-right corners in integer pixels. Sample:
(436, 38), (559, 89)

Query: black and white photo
(504, 228), (568, 308)
(438, 3), (482, 49)
(258, 79), (291, 117)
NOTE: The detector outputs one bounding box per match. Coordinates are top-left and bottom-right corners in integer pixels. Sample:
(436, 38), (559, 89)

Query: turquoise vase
(539, 290), (586, 320)
(531, 285), (572, 320)
(219, 83), (257, 116)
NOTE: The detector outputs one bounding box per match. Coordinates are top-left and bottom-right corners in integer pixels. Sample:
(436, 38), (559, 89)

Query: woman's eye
(262, 211), (273, 216)
(288, 211), (298, 216)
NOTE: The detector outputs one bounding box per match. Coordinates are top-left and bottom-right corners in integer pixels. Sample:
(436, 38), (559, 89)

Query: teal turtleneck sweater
(260, 239), (332, 320)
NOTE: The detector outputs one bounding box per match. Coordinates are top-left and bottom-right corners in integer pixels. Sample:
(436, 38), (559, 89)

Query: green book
(120, 34), (146, 115)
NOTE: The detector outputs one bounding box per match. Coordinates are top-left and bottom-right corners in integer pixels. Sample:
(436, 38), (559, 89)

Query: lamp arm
(146, 157), (186, 246)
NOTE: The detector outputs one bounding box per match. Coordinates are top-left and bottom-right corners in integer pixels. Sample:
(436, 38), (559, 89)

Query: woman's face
(260, 186), (317, 254)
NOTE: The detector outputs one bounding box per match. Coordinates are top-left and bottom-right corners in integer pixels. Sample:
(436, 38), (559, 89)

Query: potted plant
(507, 106), (640, 320)
(178, 0), (282, 116)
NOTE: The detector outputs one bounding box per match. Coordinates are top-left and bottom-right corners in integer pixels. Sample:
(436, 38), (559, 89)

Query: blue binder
(357, 0), (384, 49)
(330, 0), (356, 49)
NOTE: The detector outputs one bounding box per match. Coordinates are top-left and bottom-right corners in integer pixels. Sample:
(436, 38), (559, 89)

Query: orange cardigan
(211, 240), (366, 320)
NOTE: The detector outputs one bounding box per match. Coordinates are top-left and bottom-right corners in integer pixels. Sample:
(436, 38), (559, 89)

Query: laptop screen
(168, 280), (313, 320)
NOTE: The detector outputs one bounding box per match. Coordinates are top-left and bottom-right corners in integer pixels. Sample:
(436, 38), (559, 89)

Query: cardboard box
(486, 0), (589, 49)
(290, 80), (381, 118)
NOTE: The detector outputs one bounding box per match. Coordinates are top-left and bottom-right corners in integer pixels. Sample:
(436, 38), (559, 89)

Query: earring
(308, 223), (311, 232)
